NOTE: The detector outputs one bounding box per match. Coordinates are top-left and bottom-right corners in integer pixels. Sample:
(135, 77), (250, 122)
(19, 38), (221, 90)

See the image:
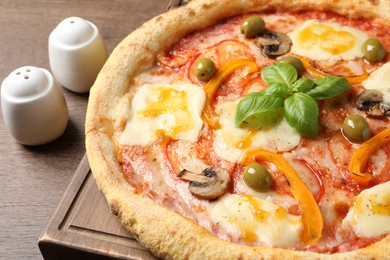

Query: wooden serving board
(38, 154), (156, 259)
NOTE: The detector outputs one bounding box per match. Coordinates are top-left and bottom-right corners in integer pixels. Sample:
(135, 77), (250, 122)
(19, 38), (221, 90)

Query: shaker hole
(70, 20), (75, 24)
(16, 72), (21, 75)
(24, 75), (29, 80)
(26, 69), (30, 72)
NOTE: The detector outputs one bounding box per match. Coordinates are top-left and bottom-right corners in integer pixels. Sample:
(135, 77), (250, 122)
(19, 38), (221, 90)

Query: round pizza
(85, 0), (390, 258)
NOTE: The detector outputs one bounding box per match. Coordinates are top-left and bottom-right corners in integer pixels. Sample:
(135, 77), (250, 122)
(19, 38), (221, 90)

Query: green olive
(361, 38), (386, 62)
(240, 16), (266, 39)
(193, 58), (217, 82)
(278, 56), (304, 75)
(342, 114), (371, 143)
(243, 163), (272, 192)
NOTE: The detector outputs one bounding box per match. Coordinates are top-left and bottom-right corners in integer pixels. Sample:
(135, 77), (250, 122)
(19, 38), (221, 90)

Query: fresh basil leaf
(284, 93), (318, 138)
(306, 76), (351, 100)
(261, 62), (298, 86)
(264, 83), (291, 97)
(246, 91), (265, 97)
(235, 93), (285, 128)
(292, 78), (315, 93)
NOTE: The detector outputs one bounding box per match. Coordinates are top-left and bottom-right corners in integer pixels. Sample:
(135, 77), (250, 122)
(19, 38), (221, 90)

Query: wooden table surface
(0, 1), (170, 259)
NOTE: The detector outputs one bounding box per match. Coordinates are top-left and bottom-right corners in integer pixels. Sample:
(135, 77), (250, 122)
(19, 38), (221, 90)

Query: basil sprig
(235, 62), (351, 138)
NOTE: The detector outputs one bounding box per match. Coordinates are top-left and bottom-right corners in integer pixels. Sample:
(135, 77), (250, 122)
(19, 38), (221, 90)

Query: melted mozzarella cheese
(120, 83), (205, 146)
(211, 194), (302, 247)
(213, 100), (301, 162)
(289, 20), (369, 60)
(342, 181), (390, 237)
(362, 62), (390, 104)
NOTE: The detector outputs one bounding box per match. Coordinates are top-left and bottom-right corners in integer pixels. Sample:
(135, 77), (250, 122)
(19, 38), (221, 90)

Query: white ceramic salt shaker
(49, 17), (109, 93)
(1, 66), (69, 145)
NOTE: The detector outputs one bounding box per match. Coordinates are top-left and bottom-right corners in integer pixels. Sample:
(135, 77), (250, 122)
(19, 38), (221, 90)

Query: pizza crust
(86, 0), (390, 258)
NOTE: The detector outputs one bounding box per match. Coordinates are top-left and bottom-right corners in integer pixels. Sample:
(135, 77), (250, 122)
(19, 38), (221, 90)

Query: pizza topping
(235, 62), (297, 129)
(193, 57), (217, 82)
(342, 180), (390, 237)
(355, 89), (390, 117)
(360, 62), (390, 116)
(241, 149), (323, 245)
(255, 31), (292, 57)
(301, 57), (369, 85)
(214, 100), (300, 162)
(202, 59), (258, 129)
(211, 194), (303, 247)
(235, 92), (285, 130)
(349, 128), (390, 184)
(178, 167), (230, 200)
(278, 56), (304, 75)
(361, 38), (386, 63)
(240, 15), (292, 57)
(240, 16), (266, 39)
(342, 114), (371, 143)
(119, 83), (205, 146)
(243, 163), (272, 192)
(235, 62), (351, 138)
(289, 20), (369, 60)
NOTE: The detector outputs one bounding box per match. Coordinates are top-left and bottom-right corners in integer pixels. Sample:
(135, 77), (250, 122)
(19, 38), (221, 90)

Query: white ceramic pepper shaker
(48, 17), (109, 93)
(1, 66), (69, 145)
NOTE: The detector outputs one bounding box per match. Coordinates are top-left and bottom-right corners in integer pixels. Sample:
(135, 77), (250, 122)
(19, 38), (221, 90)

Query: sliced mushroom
(256, 31), (292, 57)
(355, 89), (390, 117)
(178, 167), (230, 200)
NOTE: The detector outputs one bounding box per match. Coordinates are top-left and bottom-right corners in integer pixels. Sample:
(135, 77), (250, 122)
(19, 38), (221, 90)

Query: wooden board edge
(37, 154), (155, 259)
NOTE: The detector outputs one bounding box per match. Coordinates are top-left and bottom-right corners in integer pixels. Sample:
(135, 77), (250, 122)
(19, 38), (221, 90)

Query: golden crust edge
(86, 0), (390, 258)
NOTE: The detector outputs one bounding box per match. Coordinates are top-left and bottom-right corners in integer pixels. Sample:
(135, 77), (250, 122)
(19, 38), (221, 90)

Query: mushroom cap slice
(355, 89), (390, 117)
(256, 31), (292, 57)
(178, 167), (231, 200)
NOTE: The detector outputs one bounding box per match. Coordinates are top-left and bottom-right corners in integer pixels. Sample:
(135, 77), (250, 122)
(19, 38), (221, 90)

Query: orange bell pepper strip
(349, 128), (390, 185)
(202, 59), (258, 129)
(301, 57), (368, 85)
(241, 149), (323, 245)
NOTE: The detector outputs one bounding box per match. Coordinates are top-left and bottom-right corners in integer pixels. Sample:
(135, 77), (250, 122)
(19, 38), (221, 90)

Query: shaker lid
(1, 66), (49, 100)
(50, 17), (95, 47)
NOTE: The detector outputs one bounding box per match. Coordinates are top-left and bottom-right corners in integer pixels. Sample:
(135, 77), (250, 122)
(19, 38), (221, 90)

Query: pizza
(85, 0), (390, 258)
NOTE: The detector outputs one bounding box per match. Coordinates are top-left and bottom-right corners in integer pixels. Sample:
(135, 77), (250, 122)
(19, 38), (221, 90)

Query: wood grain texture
(38, 155), (156, 259)
(0, 1), (167, 259)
